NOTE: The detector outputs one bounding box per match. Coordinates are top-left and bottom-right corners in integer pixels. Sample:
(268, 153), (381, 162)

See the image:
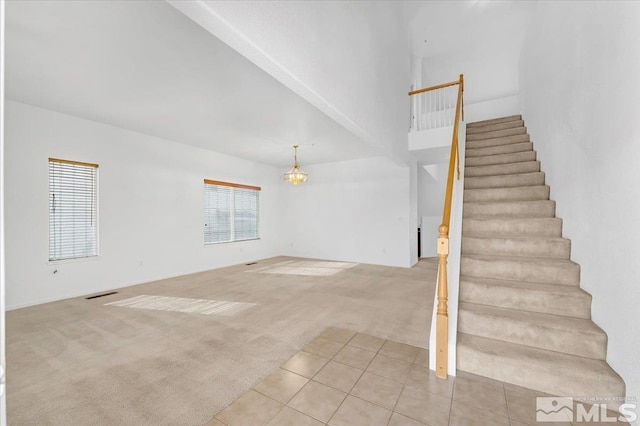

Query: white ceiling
(5, 1), (377, 167)
(404, 0), (534, 58)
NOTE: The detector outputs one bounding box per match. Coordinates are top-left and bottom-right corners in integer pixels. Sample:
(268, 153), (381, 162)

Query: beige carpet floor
(6, 256), (437, 425)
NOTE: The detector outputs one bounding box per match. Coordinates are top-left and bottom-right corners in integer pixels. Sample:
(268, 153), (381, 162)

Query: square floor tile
(204, 418), (226, 426)
(288, 380), (347, 423)
(504, 381), (551, 397)
(455, 370), (505, 390)
(406, 364), (454, 398)
(303, 337), (345, 359)
(313, 361), (363, 393)
(350, 372), (403, 409)
(506, 390), (572, 425)
(215, 390), (283, 426)
(508, 421), (530, 426)
(379, 340), (419, 363)
(366, 353), (412, 383)
(281, 351), (329, 378)
(348, 333), (385, 352)
(388, 412), (426, 425)
(328, 395), (392, 426)
(333, 345), (377, 370)
(253, 368), (309, 404)
(449, 400), (510, 426)
(453, 375), (508, 416)
(266, 406), (324, 426)
(318, 327), (357, 345)
(395, 385), (452, 426)
(414, 348), (429, 368)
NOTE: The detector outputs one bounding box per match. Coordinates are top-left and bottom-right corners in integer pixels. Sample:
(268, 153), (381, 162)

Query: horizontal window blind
(49, 158), (98, 261)
(204, 180), (260, 244)
(234, 188), (259, 241)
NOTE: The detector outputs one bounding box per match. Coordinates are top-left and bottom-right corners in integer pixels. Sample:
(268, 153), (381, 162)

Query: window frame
(203, 179), (260, 245)
(48, 157), (99, 262)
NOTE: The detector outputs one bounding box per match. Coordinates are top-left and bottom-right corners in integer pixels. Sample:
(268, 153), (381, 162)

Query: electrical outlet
(138, 261), (143, 267)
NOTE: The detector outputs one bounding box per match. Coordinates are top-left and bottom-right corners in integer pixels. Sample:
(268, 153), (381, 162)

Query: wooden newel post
(436, 224), (449, 379)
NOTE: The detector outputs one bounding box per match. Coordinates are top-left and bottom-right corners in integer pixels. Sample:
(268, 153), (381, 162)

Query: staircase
(456, 115), (625, 403)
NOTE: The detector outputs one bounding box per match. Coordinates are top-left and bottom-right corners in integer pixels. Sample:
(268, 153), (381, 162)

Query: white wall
(520, 0), (640, 409)
(422, 46), (520, 105)
(169, 0), (411, 164)
(409, 158), (419, 266)
(279, 157), (413, 268)
(0, 0), (6, 421)
(5, 101), (282, 309)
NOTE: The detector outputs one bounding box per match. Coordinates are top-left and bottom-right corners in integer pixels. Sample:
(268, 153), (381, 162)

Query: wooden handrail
(408, 79), (460, 96)
(435, 74), (464, 379)
(406, 75), (464, 378)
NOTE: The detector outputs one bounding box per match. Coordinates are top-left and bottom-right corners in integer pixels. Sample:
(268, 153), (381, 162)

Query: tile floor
(208, 327), (630, 426)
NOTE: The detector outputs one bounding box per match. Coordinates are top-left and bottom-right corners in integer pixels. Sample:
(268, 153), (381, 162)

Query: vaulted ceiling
(6, 1), (377, 167)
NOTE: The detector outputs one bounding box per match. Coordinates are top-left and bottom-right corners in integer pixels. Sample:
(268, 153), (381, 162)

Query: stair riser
(466, 133), (530, 150)
(465, 161), (541, 178)
(466, 151), (536, 167)
(467, 115), (522, 128)
(463, 218), (563, 237)
(467, 127), (527, 141)
(457, 336), (625, 403)
(462, 237), (571, 259)
(461, 256), (580, 286)
(465, 172), (545, 189)
(458, 309), (606, 359)
(464, 201), (556, 218)
(467, 120), (525, 135)
(459, 280), (591, 319)
(464, 185), (550, 203)
(466, 142), (533, 158)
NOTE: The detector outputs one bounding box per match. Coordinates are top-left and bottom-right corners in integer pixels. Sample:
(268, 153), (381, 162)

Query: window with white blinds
(204, 180), (260, 244)
(49, 158), (98, 261)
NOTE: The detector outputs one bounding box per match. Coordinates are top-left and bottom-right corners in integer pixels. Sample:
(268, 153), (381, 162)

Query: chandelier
(283, 145), (308, 184)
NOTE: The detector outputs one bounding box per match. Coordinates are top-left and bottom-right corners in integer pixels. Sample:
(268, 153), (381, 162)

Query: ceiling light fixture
(283, 145), (308, 185)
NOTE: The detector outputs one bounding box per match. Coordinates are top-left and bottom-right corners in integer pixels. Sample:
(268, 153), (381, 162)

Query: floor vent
(85, 291), (118, 300)
(245, 262), (258, 266)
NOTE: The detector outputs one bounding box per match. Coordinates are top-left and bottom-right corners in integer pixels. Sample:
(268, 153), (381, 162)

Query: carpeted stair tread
(464, 185), (550, 202)
(467, 126), (527, 142)
(459, 275), (592, 319)
(462, 235), (570, 259)
(461, 254), (580, 286)
(457, 333), (625, 404)
(464, 200), (556, 218)
(467, 119), (524, 135)
(458, 302), (606, 359)
(467, 115), (522, 128)
(465, 161), (541, 178)
(466, 142), (533, 158)
(466, 150), (536, 167)
(462, 217), (563, 237)
(465, 172), (545, 190)
(466, 133), (531, 150)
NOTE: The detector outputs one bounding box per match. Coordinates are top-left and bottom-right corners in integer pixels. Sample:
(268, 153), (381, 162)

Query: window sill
(204, 238), (261, 246)
(48, 255), (100, 265)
